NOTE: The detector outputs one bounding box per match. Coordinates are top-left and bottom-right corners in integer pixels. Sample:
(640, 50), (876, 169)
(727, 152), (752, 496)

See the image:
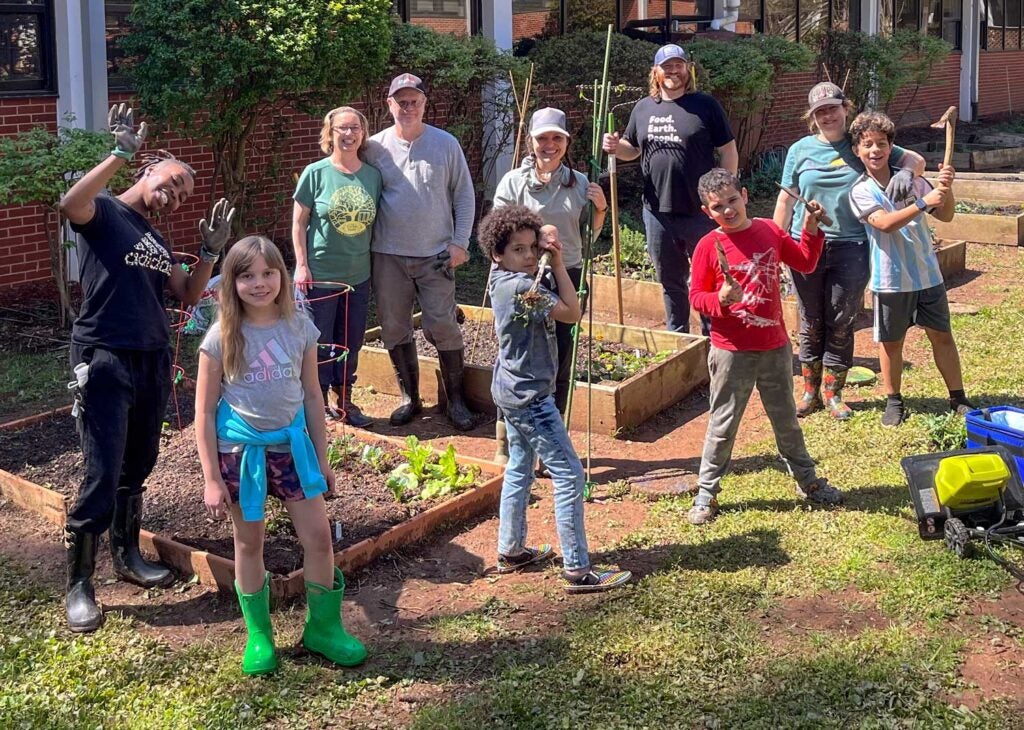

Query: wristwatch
(915, 198), (928, 212)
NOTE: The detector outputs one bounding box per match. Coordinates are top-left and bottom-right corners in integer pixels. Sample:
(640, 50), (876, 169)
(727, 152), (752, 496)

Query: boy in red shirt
(687, 168), (843, 525)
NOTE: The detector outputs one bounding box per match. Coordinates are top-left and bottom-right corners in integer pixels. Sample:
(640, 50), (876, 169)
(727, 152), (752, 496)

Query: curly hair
(697, 167), (742, 205)
(849, 111), (896, 148)
(477, 205), (544, 260)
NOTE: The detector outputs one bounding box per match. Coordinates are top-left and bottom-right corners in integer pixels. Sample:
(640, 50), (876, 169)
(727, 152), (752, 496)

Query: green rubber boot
(302, 567), (367, 667)
(235, 573), (278, 676)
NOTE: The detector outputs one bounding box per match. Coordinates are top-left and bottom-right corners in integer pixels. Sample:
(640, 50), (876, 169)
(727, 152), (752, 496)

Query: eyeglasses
(332, 125), (363, 134)
(394, 99), (424, 110)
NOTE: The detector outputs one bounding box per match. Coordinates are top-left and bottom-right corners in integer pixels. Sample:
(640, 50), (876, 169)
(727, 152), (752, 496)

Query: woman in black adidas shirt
(57, 104), (233, 633)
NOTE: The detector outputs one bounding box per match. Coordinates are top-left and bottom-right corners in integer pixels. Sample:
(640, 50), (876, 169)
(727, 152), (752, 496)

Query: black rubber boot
(332, 384), (373, 429)
(65, 527), (103, 633)
(438, 349), (475, 432)
(388, 342), (422, 426)
(110, 490), (174, 588)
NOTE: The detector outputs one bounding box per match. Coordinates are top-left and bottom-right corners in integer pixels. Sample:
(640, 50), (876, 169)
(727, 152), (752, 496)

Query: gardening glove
(198, 198), (236, 263)
(885, 168), (914, 204)
(108, 103), (147, 161)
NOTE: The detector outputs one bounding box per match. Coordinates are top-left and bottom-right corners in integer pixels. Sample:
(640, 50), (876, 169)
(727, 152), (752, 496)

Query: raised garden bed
(0, 414), (501, 598)
(924, 172), (1024, 205)
(906, 140), (1024, 171)
(932, 207), (1024, 247)
(358, 304), (709, 436)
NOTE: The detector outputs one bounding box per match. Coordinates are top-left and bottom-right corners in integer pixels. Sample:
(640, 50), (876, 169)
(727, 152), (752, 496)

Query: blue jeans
(307, 279), (371, 389)
(642, 208), (714, 335)
(790, 239), (869, 370)
(498, 395), (590, 571)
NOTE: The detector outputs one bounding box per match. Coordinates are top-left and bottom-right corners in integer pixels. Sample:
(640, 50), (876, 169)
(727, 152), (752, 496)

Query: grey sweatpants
(372, 251), (463, 351)
(695, 344), (818, 506)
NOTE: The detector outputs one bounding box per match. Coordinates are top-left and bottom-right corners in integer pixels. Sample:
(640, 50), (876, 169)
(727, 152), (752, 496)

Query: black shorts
(872, 284), (951, 342)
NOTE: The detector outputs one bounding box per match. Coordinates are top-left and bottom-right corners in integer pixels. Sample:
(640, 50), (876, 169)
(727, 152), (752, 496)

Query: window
(982, 0), (1024, 50)
(799, 0), (830, 39)
(513, 0), (557, 42)
(765, 0), (797, 40)
(761, 0), (857, 39)
(106, 1), (132, 90)
(928, 0), (962, 49)
(0, 0), (54, 93)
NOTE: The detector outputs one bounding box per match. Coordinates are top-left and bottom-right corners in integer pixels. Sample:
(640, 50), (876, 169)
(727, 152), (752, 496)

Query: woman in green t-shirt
(774, 83), (924, 421)
(292, 106), (382, 428)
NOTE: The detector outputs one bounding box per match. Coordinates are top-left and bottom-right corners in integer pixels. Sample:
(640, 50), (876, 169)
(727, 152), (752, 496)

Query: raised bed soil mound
(368, 318), (664, 384)
(0, 415), (481, 575)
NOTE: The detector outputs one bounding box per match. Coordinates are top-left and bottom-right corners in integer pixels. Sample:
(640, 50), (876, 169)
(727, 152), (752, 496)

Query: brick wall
(978, 49), (1024, 117)
(513, 11), (552, 40)
(0, 96), (58, 288)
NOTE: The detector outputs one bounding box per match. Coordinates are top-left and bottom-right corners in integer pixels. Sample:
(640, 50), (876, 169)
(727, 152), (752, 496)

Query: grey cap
(807, 82), (845, 113)
(654, 44), (688, 66)
(529, 107), (569, 137)
(388, 73), (425, 97)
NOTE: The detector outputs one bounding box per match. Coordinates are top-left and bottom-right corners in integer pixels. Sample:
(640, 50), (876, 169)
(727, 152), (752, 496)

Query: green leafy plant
(743, 146), (789, 201)
(0, 120), (132, 325)
(592, 211), (656, 281)
(816, 29), (952, 121)
(326, 434), (360, 470)
(581, 344), (670, 383)
(420, 444), (480, 501)
(922, 412), (967, 452)
(360, 444), (390, 472)
(121, 0), (393, 233)
(688, 34), (814, 167)
(401, 435), (433, 480)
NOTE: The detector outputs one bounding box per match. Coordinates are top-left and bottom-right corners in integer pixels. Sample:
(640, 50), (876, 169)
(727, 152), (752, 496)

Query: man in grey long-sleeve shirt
(364, 72), (477, 431)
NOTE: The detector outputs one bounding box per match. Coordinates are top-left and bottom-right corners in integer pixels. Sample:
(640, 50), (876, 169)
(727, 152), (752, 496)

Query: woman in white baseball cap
(490, 106), (607, 466)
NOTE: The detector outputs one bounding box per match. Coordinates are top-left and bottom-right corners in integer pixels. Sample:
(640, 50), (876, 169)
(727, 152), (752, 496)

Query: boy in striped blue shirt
(848, 111), (974, 427)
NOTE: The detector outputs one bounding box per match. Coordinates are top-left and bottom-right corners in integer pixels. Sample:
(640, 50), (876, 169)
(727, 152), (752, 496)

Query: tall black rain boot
(332, 384), (373, 429)
(388, 341), (422, 426)
(65, 527), (103, 633)
(110, 490), (174, 588)
(438, 349), (475, 432)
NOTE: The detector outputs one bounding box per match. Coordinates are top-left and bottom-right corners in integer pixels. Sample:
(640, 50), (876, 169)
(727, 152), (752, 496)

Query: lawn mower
(902, 445), (1024, 579)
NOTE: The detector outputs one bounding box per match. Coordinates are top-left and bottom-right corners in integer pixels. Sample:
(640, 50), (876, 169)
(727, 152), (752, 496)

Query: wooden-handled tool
(930, 105), (957, 189)
(775, 182), (834, 227)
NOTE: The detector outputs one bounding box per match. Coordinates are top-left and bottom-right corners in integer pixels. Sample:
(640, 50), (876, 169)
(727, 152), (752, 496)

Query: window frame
(0, 0), (56, 95)
(105, 0), (133, 92)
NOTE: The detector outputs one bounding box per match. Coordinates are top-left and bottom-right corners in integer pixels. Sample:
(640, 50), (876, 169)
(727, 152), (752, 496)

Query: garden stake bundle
(467, 63), (535, 367)
(563, 24), (615, 499)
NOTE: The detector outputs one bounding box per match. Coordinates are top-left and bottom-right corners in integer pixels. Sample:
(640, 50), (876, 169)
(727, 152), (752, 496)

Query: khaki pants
(371, 251), (462, 351)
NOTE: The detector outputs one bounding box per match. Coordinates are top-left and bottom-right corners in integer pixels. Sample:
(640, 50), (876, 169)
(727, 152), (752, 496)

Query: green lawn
(2, 252), (1023, 727)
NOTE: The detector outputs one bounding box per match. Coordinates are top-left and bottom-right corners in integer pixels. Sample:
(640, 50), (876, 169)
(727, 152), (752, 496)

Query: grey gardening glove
(108, 103), (147, 161)
(198, 198), (236, 263)
(885, 168), (914, 204)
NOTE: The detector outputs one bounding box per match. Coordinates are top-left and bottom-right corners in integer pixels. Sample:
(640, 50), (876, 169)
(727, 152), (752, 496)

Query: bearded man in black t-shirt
(603, 43), (737, 335)
(57, 105), (234, 633)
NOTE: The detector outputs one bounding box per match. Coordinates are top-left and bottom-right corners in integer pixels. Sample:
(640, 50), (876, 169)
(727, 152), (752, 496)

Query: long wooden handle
(943, 120), (956, 169)
(608, 118), (624, 326)
(776, 183), (834, 227)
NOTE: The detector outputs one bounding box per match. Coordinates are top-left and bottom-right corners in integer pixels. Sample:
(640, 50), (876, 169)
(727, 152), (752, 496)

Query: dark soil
(0, 410), (484, 575)
(367, 318), (663, 384)
(954, 201), (1024, 216)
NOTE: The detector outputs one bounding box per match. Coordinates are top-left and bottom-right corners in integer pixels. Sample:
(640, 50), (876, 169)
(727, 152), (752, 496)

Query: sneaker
(796, 477), (843, 506)
(949, 396), (976, 416)
(495, 544), (554, 574)
(687, 499), (719, 526)
(881, 398), (906, 427)
(563, 568), (632, 594)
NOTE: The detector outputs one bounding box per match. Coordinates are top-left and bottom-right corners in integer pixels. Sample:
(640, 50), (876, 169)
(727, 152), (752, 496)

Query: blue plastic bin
(965, 406), (1024, 481)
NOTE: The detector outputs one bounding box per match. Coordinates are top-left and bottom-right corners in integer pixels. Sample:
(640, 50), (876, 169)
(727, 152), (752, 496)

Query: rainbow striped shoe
(496, 544), (555, 574)
(563, 568), (632, 594)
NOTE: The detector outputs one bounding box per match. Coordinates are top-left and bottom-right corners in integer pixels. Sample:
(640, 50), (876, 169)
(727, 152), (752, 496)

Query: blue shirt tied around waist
(215, 400), (327, 521)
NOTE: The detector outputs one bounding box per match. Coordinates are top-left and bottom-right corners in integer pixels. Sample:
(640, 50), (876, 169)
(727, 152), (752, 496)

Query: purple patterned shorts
(218, 450), (306, 503)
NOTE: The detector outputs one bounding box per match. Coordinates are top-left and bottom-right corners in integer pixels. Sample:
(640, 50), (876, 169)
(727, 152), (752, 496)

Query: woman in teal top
(774, 82), (924, 421)
(293, 106), (381, 428)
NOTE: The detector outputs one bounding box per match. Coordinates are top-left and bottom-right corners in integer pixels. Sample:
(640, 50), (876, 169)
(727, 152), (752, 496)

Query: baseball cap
(388, 73), (425, 97)
(654, 44), (688, 66)
(529, 107), (570, 138)
(807, 82), (845, 113)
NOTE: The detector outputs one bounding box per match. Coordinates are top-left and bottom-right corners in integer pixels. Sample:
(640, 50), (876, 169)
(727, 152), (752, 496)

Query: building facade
(0, 1), (1021, 289)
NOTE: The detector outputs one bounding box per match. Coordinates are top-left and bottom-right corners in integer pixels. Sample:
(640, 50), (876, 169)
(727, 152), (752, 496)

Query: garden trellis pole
(607, 111), (624, 325)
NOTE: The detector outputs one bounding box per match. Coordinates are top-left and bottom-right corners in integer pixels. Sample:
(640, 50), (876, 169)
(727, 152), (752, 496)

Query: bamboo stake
(607, 113), (624, 325)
